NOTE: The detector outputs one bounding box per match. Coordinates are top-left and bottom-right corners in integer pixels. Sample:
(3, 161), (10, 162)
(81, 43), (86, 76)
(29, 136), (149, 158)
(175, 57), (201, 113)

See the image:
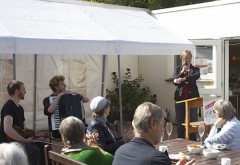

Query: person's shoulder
(43, 94), (55, 102)
(151, 150), (171, 164)
(1, 100), (16, 111)
(114, 141), (133, 156)
(229, 118), (240, 127)
(81, 147), (108, 157)
(191, 64), (200, 70)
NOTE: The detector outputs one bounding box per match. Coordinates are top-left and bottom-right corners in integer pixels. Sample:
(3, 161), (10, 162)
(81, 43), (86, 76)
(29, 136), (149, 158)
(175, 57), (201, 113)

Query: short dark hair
(7, 80), (24, 96)
(49, 75), (65, 92)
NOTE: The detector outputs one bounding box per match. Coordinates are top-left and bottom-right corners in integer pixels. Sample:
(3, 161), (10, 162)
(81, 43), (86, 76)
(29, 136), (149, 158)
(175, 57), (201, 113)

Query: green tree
(84, 0), (214, 10)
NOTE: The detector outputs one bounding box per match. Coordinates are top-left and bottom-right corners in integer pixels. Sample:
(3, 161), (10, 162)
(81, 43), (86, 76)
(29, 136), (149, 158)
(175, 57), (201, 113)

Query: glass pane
(194, 46), (215, 89)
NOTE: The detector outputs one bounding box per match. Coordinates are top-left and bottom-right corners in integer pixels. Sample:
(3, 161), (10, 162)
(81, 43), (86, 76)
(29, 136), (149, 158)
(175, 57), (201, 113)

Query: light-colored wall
(139, 55), (176, 122)
(105, 55), (178, 122)
(106, 56), (139, 91)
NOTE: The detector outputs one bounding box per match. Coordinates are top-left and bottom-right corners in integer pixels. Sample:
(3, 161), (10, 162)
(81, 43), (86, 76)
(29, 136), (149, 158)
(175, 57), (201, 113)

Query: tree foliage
(85, 0), (214, 10)
(106, 68), (156, 122)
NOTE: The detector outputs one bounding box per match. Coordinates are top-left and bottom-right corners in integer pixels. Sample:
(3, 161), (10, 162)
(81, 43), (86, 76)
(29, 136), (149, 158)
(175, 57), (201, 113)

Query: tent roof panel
(0, 0), (192, 55)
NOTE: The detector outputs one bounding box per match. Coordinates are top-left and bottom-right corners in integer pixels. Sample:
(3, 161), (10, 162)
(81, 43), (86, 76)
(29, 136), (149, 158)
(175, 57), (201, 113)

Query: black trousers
(22, 142), (46, 165)
(175, 102), (198, 141)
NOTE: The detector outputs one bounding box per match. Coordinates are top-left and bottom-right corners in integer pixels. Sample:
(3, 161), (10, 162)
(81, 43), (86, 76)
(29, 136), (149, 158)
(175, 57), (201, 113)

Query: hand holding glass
(166, 122), (173, 146)
(198, 123), (205, 145)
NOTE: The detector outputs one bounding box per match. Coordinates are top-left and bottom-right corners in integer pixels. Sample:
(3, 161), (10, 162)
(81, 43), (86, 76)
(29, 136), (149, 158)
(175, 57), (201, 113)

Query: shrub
(106, 68), (157, 122)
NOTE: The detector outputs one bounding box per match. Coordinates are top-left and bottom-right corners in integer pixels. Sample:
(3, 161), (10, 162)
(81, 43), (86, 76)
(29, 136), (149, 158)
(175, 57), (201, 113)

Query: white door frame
(224, 40), (229, 100)
(191, 39), (222, 96)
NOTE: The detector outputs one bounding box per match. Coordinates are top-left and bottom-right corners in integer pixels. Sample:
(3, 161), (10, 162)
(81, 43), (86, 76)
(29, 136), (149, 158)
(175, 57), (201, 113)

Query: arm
(177, 66), (200, 83)
(92, 125), (124, 154)
(173, 66), (184, 86)
(185, 66), (200, 82)
(46, 92), (65, 114)
(4, 116), (34, 143)
(205, 119), (234, 145)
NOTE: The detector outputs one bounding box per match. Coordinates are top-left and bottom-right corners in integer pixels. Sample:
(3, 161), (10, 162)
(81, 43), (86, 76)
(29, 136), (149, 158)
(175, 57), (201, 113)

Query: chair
(48, 127), (62, 143)
(176, 97), (211, 140)
(44, 145), (87, 165)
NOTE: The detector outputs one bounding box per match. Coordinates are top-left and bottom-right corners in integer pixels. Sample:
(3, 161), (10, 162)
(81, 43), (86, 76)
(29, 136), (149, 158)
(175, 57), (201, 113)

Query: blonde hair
(0, 142), (28, 165)
(181, 50), (192, 59)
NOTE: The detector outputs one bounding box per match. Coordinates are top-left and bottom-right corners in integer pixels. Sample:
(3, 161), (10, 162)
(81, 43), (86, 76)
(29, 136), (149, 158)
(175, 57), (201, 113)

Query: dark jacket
(87, 118), (124, 155)
(113, 137), (171, 165)
(174, 64), (200, 101)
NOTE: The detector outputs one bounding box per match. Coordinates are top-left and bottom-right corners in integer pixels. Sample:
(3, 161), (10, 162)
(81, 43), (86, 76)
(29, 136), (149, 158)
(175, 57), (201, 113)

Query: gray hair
(59, 116), (85, 145)
(132, 102), (166, 132)
(213, 100), (236, 120)
(0, 142), (28, 165)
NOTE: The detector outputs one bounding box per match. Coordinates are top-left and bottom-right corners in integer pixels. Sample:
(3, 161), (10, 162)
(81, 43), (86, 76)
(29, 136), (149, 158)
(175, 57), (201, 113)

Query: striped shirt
(204, 117), (240, 149)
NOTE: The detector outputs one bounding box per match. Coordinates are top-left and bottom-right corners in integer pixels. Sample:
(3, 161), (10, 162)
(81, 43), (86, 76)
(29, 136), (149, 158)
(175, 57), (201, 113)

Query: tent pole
(13, 54), (16, 79)
(117, 55), (123, 136)
(101, 55), (106, 96)
(33, 54), (37, 130)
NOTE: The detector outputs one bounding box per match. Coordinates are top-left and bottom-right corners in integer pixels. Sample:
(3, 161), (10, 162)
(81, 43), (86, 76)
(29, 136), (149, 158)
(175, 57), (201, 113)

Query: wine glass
(198, 123), (205, 145)
(166, 122), (173, 146)
(160, 131), (164, 143)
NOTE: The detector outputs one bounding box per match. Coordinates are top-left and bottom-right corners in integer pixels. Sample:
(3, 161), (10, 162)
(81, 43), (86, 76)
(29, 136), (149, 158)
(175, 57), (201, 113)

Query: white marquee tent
(0, 0), (193, 132)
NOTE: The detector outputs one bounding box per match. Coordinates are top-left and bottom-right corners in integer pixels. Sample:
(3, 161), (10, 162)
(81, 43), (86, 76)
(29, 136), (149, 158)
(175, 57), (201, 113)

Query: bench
(44, 145), (87, 165)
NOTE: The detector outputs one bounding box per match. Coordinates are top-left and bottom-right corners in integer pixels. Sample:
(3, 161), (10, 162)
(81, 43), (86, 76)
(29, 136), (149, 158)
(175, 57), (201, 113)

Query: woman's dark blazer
(173, 64), (200, 101)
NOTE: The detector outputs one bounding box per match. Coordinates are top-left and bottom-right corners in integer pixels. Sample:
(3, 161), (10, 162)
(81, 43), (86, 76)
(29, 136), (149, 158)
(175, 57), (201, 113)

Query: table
(160, 138), (240, 165)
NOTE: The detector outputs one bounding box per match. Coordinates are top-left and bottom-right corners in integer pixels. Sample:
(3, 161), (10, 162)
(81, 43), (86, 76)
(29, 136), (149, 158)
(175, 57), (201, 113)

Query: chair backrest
(44, 145), (87, 165)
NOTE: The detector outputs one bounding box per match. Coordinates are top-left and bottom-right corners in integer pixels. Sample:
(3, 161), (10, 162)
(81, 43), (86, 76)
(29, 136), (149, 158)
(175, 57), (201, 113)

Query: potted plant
(106, 68), (157, 123)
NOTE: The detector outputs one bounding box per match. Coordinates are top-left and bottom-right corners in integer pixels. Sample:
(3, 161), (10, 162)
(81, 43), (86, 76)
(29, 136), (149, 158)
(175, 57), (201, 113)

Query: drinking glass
(160, 131), (164, 143)
(166, 122), (173, 146)
(198, 123), (205, 145)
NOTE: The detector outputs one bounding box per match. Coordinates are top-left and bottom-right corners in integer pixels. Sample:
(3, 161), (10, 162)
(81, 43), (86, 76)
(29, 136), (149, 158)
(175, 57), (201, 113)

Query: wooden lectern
(176, 97), (204, 140)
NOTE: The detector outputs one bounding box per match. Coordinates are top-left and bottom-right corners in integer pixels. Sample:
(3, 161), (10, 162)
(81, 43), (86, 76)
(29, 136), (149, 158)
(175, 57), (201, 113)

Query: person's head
(59, 116), (85, 146)
(132, 102), (165, 145)
(213, 100), (236, 121)
(90, 96), (111, 118)
(0, 142), (28, 165)
(7, 80), (26, 99)
(49, 75), (66, 93)
(181, 50), (192, 66)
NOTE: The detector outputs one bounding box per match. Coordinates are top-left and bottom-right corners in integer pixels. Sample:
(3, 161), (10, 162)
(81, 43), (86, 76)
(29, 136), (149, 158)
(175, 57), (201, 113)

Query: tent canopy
(0, 0), (193, 55)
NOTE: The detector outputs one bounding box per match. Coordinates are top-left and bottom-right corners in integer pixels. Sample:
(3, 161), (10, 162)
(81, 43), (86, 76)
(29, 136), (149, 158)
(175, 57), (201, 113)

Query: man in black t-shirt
(0, 80), (45, 165)
(43, 75), (89, 138)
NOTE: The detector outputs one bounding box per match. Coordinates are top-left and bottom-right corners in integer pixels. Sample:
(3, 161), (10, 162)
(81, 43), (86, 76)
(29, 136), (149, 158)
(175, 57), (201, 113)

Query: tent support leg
(33, 54), (37, 131)
(13, 54), (16, 79)
(101, 55), (106, 96)
(117, 55), (123, 136)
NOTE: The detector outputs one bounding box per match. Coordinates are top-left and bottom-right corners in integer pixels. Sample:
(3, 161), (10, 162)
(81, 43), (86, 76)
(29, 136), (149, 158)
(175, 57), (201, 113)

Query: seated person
(59, 116), (113, 165)
(204, 100), (240, 149)
(1, 80), (45, 165)
(43, 75), (89, 138)
(113, 102), (196, 165)
(0, 142), (29, 165)
(87, 96), (134, 155)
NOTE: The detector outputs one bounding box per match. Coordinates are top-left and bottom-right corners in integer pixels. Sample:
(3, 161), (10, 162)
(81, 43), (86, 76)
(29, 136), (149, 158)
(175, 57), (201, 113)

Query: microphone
(182, 63), (189, 73)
